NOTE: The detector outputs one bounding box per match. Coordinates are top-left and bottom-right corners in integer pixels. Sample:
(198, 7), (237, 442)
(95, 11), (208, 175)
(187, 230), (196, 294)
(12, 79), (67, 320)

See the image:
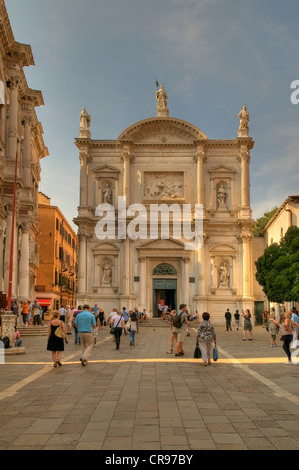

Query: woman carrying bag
(196, 312), (216, 367)
(110, 310), (128, 350)
(47, 310), (66, 367)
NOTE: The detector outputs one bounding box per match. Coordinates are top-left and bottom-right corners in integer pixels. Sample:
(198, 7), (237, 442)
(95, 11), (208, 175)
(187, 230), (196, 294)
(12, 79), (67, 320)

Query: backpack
(2, 336), (10, 349)
(173, 312), (183, 329)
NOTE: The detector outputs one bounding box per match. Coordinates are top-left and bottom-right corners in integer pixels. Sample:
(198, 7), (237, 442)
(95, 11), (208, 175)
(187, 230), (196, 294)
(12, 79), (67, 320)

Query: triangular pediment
(208, 164), (236, 174)
(137, 237), (186, 250)
(118, 117), (208, 144)
(93, 164), (120, 174)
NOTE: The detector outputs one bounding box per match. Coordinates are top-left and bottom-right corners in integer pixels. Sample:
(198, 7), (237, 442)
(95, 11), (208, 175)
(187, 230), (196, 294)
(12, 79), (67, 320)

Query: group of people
(166, 304), (217, 366)
(224, 308), (253, 340)
(47, 305), (146, 367)
(266, 307), (299, 364)
(9, 299), (45, 326)
(46, 301), (299, 369)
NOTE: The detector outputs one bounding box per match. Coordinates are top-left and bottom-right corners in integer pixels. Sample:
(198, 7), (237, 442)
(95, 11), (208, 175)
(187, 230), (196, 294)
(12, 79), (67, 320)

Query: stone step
(18, 325), (49, 336)
(138, 318), (170, 328)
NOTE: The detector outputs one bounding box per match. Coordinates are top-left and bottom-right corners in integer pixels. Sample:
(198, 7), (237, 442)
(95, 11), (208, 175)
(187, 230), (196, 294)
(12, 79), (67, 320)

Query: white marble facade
(74, 89), (255, 324)
(0, 1), (48, 303)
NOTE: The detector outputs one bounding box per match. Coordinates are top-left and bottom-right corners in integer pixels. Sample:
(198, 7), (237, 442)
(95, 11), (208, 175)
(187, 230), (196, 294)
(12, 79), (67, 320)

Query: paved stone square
(1, 322), (299, 450)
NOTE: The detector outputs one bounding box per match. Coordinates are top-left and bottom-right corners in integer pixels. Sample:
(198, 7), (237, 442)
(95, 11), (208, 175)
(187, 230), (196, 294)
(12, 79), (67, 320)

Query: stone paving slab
(1, 323), (299, 451)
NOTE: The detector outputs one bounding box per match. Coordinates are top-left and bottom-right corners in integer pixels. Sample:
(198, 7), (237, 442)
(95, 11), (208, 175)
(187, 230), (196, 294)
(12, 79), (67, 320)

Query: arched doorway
(152, 263), (177, 317)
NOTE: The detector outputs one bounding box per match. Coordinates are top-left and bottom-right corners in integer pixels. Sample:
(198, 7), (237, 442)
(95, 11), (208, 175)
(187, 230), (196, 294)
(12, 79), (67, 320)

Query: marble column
(182, 257), (190, 307)
(195, 144), (205, 206)
(79, 152), (88, 207)
(19, 222), (30, 300)
(22, 117), (32, 188)
(241, 231), (252, 298)
(139, 257), (146, 310)
(3, 205), (17, 297)
(0, 227), (4, 291)
(122, 237), (130, 295)
(78, 231), (87, 294)
(121, 145), (132, 205)
(7, 77), (19, 161)
(240, 149), (251, 211)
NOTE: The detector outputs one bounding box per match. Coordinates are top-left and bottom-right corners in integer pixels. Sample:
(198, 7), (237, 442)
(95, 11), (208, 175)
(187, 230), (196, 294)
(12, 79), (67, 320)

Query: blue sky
(6, 0), (299, 229)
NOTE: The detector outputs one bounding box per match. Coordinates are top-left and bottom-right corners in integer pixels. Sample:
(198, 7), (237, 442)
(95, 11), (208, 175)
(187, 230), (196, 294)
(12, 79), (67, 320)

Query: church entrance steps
(138, 317), (171, 328)
(18, 325), (49, 336)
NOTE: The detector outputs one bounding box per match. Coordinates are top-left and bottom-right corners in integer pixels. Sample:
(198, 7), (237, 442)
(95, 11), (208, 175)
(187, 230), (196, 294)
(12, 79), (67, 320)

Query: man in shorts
(175, 304), (189, 357)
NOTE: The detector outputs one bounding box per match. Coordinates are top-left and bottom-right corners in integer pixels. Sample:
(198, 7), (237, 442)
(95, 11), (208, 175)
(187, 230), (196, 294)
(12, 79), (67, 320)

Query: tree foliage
(255, 226), (299, 302)
(253, 207), (278, 237)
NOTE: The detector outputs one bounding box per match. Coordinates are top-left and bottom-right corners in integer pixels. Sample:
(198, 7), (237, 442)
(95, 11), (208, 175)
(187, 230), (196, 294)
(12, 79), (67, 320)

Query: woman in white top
(281, 312), (299, 364)
(110, 311), (127, 350)
(128, 312), (138, 346)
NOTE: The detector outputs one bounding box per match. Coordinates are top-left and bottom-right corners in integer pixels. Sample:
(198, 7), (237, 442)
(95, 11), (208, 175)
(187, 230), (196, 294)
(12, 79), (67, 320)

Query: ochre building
(36, 193), (78, 310)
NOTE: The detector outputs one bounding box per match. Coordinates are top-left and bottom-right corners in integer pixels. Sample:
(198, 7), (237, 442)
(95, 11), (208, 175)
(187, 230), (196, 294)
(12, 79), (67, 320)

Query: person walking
(166, 310), (178, 354)
(59, 306), (67, 324)
(97, 307), (106, 329)
(32, 300), (42, 326)
(196, 312), (216, 366)
(234, 310), (240, 331)
(72, 306), (82, 345)
(291, 307), (299, 349)
(267, 312), (280, 347)
(225, 309), (232, 331)
(121, 307), (130, 335)
(74, 304), (96, 366)
(281, 312), (299, 364)
(242, 309), (253, 341)
(262, 309), (269, 328)
(47, 310), (66, 367)
(110, 310), (128, 350)
(21, 300), (29, 326)
(65, 305), (73, 335)
(129, 311), (138, 346)
(174, 304), (188, 357)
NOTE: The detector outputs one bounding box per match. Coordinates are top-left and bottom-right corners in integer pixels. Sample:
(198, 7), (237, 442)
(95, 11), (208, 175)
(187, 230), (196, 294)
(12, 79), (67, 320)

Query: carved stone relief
(144, 172), (184, 200)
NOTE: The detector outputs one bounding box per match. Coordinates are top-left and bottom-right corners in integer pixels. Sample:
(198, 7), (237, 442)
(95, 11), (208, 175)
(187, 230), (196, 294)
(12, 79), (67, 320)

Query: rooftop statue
(238, 105), (249, 137)
(156, 84), (169, 117)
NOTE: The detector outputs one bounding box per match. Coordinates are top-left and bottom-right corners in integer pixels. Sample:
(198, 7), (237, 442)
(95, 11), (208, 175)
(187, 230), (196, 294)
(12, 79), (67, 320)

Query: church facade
(74, 89), (255, 324)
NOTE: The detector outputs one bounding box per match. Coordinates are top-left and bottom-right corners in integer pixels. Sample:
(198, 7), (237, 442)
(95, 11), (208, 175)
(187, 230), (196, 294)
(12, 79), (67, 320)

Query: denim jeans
(129, 330), (136, 345)
(74, 327), (81, 344)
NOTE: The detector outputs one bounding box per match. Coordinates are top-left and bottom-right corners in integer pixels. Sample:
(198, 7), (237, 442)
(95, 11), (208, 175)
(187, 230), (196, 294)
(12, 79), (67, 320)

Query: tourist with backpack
(173, 304), (188, 357)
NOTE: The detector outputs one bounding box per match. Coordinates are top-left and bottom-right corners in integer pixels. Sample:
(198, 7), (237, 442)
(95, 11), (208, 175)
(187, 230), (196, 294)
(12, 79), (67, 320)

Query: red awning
(37, 298), (51, 307)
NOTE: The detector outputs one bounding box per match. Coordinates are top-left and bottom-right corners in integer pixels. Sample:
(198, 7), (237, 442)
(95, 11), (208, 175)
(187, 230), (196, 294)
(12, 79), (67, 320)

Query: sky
(5, 0), (299, 230)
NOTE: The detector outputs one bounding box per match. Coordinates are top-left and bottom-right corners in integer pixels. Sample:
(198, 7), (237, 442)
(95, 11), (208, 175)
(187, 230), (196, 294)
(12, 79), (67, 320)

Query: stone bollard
(1, 312), (16, 348)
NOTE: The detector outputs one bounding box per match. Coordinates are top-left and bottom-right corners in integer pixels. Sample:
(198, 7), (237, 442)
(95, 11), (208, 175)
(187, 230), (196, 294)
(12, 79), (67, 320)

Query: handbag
(126, 319), (131, 331)
(194, 341), (201, 359)
(213, 344), (218, 362)
(54, 322), (66, 339)
(110, 316), (122, 334)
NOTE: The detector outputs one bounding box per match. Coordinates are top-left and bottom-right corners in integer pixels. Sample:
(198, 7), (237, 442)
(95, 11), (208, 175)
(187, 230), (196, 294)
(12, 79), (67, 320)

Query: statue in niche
(80, 106), (91, 131)
(102, 261), (112, 286)
(217, 184), (227, 209)
(218, 263), (230, 287)
(102, 183), (112, 204)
